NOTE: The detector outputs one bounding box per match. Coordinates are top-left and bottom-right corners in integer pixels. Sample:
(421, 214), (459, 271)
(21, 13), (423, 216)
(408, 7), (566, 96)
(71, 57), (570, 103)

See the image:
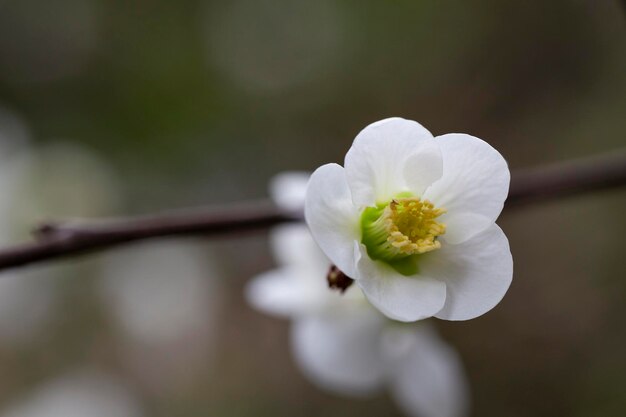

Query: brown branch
(0, 150), (624, 271)
(506, 149), (626, 207)
(0, 202), (301, 271)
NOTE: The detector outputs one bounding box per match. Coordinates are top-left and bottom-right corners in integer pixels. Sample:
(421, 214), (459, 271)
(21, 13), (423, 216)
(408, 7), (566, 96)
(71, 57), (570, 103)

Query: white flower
(0, 369), (144, 417)
(305, 117), (513, 322)
(98, 240), (221, 391)
(0, 126), (121, 345)
(99, 240), (218, 345)
(247, 173), (470, 417)
(247, 223), (469, 417)
(269, 171), (311, 213)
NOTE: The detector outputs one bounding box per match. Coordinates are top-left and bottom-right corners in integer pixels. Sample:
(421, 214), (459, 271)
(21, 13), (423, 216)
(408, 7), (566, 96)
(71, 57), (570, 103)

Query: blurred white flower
(269, 171), (310, 213)
(98, 240), (221, 393)
(0, 127), (120, 346)
(4, 142), (120, 229)
(247, 173), (470, 417)
(0, 370), (144, 417)
(0, 106), (31, 161)
(0, 267), (59, 343)
(0, 106), (31, 238)
(382, 326), (470, 417)
(99, 240), (218, 345)
(305, 117), (513, 322)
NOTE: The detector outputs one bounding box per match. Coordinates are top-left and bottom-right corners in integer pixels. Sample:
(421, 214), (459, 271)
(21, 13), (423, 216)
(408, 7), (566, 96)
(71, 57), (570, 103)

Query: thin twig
(0, 150), (624, 271)
(506, 149), (626, 207)
(0, 202), (301, 271)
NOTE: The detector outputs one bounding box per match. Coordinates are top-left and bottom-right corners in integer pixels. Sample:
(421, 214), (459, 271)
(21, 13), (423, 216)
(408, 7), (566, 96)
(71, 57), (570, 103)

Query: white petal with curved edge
(384, 325), (470, 417)
(439, 212), (494, 245)
(290, 310), (386, 396)
(356, 246), (446, 322)
(402, 140), (443, 196)
(246, 268), (319, 318)
(420, 224), (512, 321)
(269, 171), (310, 212)
(345, 118), (434, 206)
(423, 134), (509, 243)
(305, 163), (360, 278)
(245, 268), (308, 317)
(269, 224), (329, 274)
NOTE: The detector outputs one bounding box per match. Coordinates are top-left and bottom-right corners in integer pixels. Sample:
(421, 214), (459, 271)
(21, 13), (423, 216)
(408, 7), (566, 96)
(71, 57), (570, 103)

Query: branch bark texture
(0, 150), (624, 271)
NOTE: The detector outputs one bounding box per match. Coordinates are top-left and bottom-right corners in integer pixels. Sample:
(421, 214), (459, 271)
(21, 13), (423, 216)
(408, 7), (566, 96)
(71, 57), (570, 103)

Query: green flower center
(360, 195), (446, 275)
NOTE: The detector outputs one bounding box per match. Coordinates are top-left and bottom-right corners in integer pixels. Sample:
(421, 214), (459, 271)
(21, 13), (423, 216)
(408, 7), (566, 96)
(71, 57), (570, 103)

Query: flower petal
(384, 324), (470, 417)
(290, 311), (386, 396)
(269, 224), (329, 273)
(423, 133), (509, 243)
(420, 224), (513, 321)
(402, 139), (443, 196)
(439, 212), (494, 245)
(356, 245), (446, 322)
(305, 163), (360, 278)
(246, 267), (326, 318)
(345, 118), (434, 206)
(269, 171), (310, 212)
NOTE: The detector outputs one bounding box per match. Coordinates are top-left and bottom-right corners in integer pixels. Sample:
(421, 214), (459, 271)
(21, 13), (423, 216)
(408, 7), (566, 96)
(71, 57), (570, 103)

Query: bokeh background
(0, 0), (625, 416)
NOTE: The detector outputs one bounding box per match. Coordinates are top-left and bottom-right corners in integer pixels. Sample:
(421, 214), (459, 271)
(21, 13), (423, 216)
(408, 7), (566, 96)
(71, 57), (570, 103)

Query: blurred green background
(0, 0), (624, 416)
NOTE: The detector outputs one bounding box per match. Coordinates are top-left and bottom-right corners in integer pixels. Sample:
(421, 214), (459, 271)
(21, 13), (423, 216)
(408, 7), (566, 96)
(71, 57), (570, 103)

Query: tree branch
(506, 149), (626, 207)
(0, 150), (624, 271)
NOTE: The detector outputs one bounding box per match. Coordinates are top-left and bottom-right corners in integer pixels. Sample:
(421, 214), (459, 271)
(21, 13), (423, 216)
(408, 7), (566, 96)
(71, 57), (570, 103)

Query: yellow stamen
(383, 198), (446, 255)
(361, 196), (447, 266)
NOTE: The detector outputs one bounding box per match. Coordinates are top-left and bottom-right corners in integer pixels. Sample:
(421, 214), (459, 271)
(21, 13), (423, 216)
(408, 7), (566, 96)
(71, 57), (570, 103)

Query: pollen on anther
(385, 197), (446, 255)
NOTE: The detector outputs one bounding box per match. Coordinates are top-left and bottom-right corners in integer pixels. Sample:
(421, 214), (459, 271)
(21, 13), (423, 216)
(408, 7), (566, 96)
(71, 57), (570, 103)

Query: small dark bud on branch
(327, 265), (354, 293)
